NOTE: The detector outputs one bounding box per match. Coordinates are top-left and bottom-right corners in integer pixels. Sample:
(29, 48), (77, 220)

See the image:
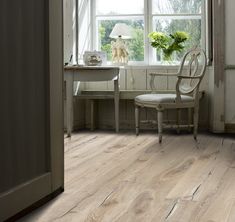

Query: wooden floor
(19, 131), (235, 222)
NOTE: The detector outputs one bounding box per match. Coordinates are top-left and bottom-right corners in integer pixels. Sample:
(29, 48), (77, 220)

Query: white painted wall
(225, 71), (235, 123)
(83, 66), (209, 93)
(225, 0), (235, 66)
(225, 0), (235, 124)
(63, 0), (76, 64)
(71, 66), (210, 130)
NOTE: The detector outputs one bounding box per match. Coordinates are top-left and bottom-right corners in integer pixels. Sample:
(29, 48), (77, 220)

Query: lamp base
(111, 62), (128, 66)
(111, 37), (129, 64)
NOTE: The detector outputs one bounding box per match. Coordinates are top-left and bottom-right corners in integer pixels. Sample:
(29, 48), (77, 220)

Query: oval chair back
(175, 48), (207, 103)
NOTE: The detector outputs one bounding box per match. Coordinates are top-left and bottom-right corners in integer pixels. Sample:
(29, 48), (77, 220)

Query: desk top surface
(64, 65), (120, 71)
(64, 65), (120, 81)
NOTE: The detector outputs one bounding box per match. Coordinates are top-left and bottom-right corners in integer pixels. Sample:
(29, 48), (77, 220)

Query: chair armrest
(178, 75), (201, 79)
(149, 72), (178, 77)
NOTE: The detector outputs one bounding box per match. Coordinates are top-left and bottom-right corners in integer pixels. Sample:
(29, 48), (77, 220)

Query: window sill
(105, 61), (181, 69)
(113, 63), (213, 70)
(121, 64), (180, 70)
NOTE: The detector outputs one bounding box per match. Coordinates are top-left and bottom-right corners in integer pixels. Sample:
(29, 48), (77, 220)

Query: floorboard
(19, 131), (235, 222)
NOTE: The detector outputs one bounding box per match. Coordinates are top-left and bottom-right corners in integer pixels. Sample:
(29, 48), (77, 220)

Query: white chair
(135, 48), (207, 143)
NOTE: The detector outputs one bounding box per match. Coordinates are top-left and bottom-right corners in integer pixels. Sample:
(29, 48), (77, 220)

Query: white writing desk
(64, 65), (120, 137)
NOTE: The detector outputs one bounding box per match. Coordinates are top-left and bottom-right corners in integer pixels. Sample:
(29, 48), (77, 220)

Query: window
(92, 0), (204, 64)
(151, 0), (203, 63)
(94, 0), (145, 62)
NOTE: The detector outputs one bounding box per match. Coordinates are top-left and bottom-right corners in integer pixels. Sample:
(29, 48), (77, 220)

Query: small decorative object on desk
(148, 31), (189, 62)
(83, 51), (107, 66)
(109, 23), (132, 65)
(111, 39), (129, 65)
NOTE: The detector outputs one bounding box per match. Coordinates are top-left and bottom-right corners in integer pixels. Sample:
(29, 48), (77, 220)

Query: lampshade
(109, 23), (132, 39)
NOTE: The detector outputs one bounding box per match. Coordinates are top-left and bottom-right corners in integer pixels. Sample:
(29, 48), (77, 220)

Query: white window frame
(90, 0), (206, 65)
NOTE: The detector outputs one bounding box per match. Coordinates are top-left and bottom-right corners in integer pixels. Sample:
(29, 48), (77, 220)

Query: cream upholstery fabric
(135, 93), (194, 104)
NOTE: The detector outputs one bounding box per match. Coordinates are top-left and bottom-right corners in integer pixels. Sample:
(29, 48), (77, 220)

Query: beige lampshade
(109, 23), (132, 39)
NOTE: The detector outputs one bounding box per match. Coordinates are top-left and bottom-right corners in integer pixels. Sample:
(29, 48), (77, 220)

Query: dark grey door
(0, 0), (64, 221)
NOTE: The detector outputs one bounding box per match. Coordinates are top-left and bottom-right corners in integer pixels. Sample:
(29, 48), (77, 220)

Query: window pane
(96, 0), (144, 15)
(152, 17), (201, 62)
(152, 0), (202, 14)
(97, 19), (144, 61)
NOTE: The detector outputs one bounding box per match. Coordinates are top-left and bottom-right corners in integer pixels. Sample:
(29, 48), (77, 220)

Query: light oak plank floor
(19, 131), (235, 222)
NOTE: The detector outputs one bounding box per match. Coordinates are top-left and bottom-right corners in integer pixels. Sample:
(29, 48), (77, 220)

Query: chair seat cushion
(135, 93), (194, 104)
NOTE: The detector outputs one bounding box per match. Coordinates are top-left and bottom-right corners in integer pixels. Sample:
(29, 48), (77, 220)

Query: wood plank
(19, 133), (235, 222)
(166, 136), (232, 201)
(147, 69), (167, 90)
(198, 168), (235, 222)
(126, 69), (147, 90)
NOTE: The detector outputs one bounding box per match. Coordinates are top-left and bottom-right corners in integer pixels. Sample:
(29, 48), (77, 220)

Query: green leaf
(148, 31), (190, 61)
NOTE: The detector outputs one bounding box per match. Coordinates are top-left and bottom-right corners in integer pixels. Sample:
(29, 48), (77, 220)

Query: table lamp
(109, 23), (132, 65)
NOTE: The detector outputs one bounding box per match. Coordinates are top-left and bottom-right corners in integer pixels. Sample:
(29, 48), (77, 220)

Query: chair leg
(135, 105), (140, 136)
(193, 105), (199, 140)
(157, 110), (163, 143)
(176, 109), (181, 134)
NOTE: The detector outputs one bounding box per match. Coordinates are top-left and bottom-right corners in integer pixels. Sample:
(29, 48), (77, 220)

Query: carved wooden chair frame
(135, 48), (207, 143)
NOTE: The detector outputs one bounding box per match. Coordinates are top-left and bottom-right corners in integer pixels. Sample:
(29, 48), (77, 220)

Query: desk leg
(114, 79), (119, 133)
(66, 75), (73, 137)
(90, 99), (95, 131)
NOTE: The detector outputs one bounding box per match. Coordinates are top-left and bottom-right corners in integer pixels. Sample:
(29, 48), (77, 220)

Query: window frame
(91, 0), (206, 65)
